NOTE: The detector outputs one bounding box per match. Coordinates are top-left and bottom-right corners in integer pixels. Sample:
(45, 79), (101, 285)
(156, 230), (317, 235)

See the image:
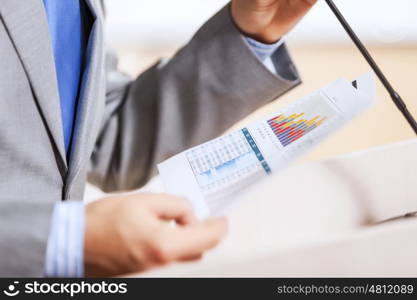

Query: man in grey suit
(0, 0), (316, 277)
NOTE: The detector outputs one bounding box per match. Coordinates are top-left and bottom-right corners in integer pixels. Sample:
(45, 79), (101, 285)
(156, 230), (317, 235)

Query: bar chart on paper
(268, 114), (328, 147)
(267, 94), (336, 147)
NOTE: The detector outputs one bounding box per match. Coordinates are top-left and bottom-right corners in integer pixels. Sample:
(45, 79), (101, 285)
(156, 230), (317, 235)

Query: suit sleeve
(0, 199), (54, 277)
(88, 4), (301, 192)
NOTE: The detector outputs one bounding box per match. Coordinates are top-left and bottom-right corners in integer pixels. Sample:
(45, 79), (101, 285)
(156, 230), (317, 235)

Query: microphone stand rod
(325, 0), (417, 135)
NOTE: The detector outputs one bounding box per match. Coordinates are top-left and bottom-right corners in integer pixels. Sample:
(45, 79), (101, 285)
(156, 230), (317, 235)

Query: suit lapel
(0, 0), (105, 195)
(0, 0), (67, 169)
(65, 0), (105, 196)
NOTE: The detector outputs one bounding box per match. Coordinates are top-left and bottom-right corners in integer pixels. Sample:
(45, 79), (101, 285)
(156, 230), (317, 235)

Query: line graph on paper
(186, 130), (269, 212)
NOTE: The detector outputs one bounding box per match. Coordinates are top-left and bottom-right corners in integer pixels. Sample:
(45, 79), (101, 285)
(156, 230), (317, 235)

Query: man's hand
(231, 0), (317, 43)
(84, 194), (227, 277)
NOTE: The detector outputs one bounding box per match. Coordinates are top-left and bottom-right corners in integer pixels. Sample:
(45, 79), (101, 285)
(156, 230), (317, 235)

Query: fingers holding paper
(84, 194), (227, 277)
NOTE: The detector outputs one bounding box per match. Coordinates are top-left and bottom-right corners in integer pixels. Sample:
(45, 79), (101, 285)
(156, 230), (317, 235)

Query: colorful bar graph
(268, 113), (327, 147)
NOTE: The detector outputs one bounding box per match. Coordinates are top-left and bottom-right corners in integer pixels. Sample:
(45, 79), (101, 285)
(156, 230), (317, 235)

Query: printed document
(158, 73), (376, 217)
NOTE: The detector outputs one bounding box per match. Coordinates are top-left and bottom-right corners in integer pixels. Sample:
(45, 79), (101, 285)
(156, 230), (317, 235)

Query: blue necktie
(43, 0), (85, 157)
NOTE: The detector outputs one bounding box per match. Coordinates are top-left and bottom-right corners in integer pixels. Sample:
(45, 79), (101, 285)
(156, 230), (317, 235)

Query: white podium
(137, 139), (417, 277)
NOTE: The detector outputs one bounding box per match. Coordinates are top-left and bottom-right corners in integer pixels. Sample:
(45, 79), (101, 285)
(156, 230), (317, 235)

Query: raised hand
(231, 0), (317, 43)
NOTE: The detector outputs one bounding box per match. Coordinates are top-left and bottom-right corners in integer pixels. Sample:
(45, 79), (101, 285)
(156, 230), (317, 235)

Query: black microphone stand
(325, 0), (417, 135)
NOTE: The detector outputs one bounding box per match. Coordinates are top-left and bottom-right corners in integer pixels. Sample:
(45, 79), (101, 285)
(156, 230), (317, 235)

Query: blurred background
(87, 0), (417, 198)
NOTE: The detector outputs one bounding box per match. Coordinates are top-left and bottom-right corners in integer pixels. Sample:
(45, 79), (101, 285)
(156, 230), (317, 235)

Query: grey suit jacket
(0, 0), (300, 276)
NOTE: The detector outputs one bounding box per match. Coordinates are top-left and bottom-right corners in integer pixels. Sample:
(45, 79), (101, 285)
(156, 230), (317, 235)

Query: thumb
(164, 217), (228, 261)
(147, 194), (197, 225)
